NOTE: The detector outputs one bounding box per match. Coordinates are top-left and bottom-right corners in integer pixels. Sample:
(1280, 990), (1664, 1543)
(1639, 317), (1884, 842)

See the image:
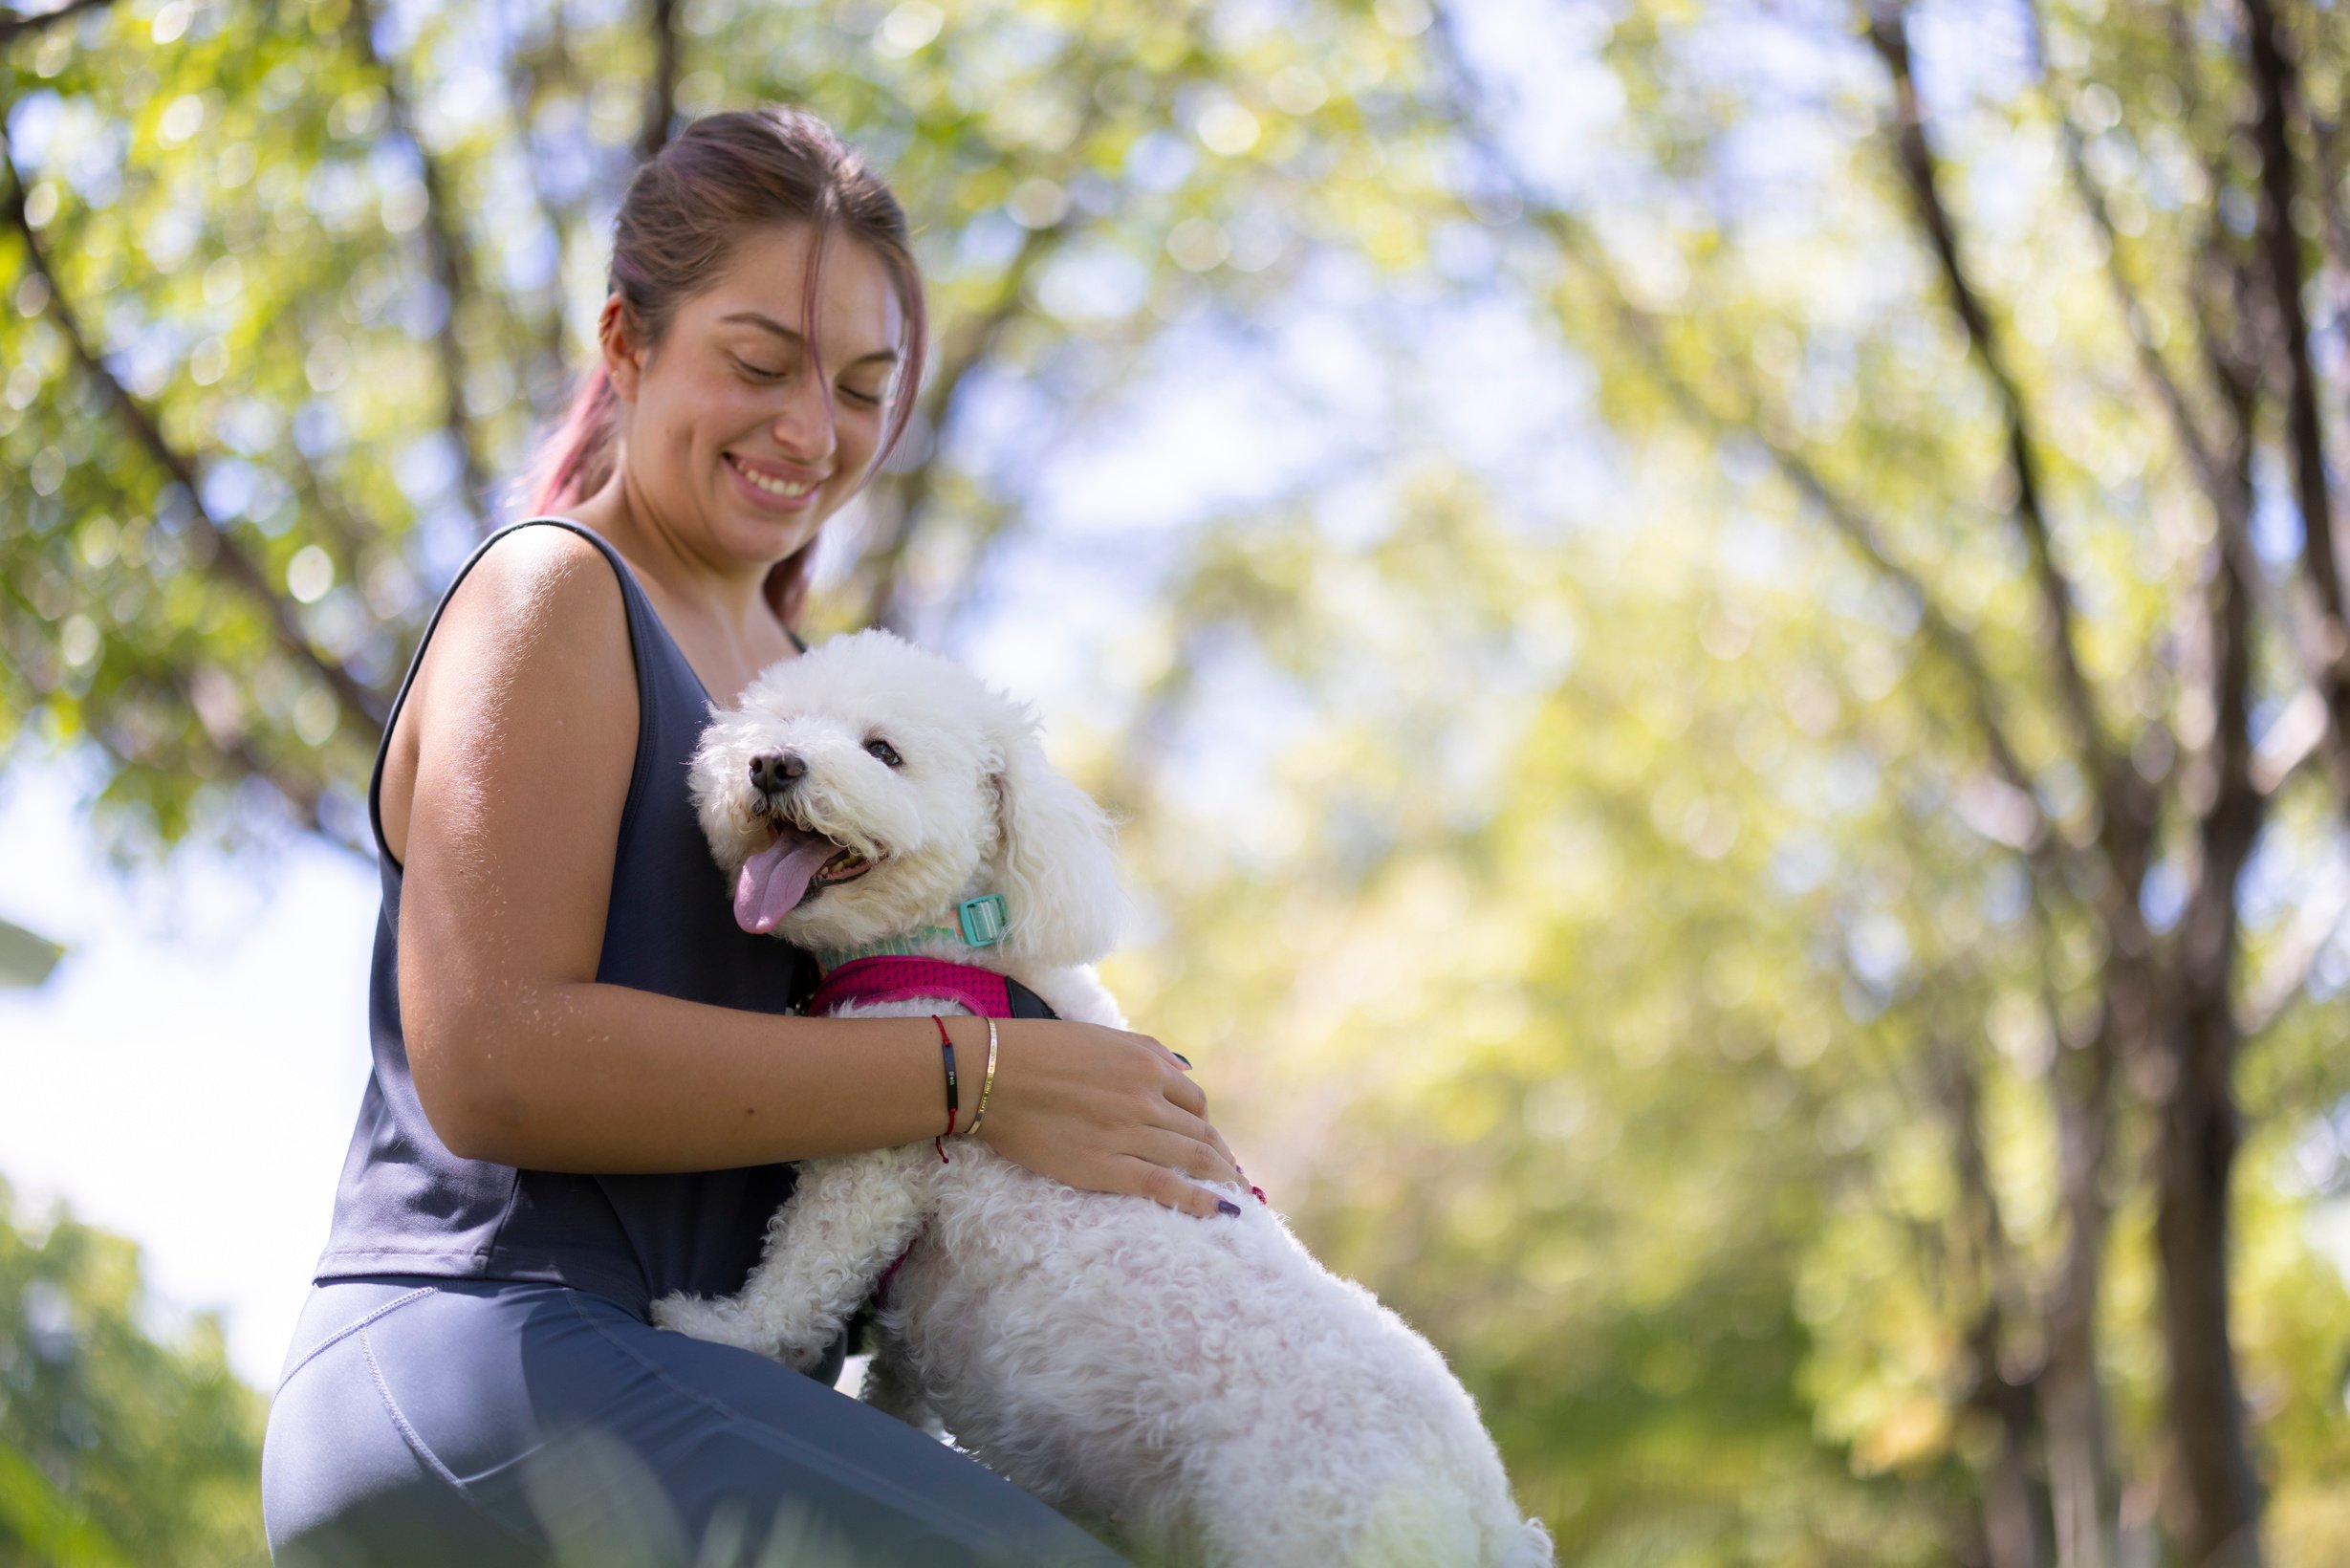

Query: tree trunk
(2152, 1015), (2261, 1568)
(2152, 538), (2265, 1568)
(2042, 1013), (2121, 1568)
(1947, 1034), (2052, 1568)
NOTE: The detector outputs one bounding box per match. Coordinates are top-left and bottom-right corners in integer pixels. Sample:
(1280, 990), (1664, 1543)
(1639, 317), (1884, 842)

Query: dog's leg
(859, 1331), (945, 1438)
(652, 1144), (933, 1371)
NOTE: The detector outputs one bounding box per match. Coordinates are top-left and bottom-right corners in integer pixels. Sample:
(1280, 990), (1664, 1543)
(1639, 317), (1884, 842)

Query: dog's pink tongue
(733, 836), (835, 934)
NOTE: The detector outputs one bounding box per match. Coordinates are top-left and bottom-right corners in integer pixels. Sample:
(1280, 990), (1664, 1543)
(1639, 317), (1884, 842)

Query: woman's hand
(972, 1019), (1244, 1220)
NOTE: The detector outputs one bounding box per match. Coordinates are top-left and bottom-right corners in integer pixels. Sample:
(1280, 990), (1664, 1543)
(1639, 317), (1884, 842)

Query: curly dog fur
(652, 630), (1553, 1568)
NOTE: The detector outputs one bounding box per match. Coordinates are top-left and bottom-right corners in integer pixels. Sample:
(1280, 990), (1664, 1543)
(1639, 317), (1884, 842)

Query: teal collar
(813, 893), (1009, 973)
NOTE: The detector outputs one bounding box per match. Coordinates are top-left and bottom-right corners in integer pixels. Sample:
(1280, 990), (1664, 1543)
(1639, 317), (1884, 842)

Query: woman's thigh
(262, 1275), (1128, 1568)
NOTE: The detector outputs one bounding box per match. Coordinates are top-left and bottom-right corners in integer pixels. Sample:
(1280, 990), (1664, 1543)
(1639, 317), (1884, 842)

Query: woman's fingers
(1141, 1047), (1209, 1119)
(1136, 1100), (1242, 1185)
(1194, 1120), (1240, 1177)
(1123, 1158), (1242, 1221)
(975, 1020), (1246, 1214)
(1137, 1125), (1244, 1190)
(1119, 1036), (1240, 1184)
(1125, 1030), (1192, 1075)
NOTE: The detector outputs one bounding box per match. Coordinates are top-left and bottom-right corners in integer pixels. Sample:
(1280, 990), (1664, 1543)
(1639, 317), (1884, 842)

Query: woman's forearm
(415, 982), (965, 1173)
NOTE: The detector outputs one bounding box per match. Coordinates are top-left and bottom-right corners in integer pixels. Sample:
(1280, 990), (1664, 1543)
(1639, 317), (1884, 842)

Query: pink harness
(807, 955), (1014, 1314)
(805, 952), (1268, 1326)
(806, 955), (1015, 1019)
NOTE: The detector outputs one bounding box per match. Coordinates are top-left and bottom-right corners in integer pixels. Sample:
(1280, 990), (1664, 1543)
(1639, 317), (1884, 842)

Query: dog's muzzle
(750, 751), (805, 801)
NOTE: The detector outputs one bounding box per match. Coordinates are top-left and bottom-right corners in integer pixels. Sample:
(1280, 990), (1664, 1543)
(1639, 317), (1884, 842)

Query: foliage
(0, 1176), (268, 1568)
(5, 0), (2350, 1564)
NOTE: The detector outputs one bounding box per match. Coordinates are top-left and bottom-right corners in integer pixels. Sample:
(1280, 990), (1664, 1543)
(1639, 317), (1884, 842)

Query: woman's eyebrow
(717, 310), (900, 367)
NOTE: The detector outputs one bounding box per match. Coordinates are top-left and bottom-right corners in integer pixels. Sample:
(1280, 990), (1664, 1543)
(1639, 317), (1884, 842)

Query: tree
(6, 2), (2349, 1564)
(1097, 1), (2350, 1561)
(0, 1175), (268, 1567)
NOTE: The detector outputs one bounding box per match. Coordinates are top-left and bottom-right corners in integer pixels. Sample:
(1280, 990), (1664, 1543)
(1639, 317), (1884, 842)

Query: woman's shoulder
(465, 518), (627, 612)
(376, 521), (639, 866)
(430, 521), (636, 665)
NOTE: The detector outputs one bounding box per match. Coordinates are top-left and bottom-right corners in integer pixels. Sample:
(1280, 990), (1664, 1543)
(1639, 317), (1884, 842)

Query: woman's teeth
(730, 455), (816, 497)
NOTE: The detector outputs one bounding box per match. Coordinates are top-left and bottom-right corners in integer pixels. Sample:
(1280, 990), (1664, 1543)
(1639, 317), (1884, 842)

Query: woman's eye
(839, 385), (883, 408)
(734, 358), (785, 381)
(864, 737), (903, 768)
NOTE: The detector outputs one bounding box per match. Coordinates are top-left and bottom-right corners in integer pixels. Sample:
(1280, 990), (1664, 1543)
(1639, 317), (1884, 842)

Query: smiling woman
(258, 107), (1241, 1568)
(577, 225), (907, 619)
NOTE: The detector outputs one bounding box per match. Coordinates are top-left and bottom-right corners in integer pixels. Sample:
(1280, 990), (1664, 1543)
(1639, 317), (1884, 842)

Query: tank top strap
(364, 516), (797, 868)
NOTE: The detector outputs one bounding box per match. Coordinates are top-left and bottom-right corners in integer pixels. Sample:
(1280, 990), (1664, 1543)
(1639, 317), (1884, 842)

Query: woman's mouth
(725, 452), (822, 512)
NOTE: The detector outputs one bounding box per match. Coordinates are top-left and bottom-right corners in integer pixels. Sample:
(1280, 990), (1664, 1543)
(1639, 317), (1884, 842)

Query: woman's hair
(522, 106), (929, 628)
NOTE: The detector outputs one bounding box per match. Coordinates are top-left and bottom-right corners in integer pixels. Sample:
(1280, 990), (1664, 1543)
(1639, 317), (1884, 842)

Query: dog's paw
(651, 1292), (765, 1352)
(653, 1293), (838, 1371)
(647, 1290), (705, 1334)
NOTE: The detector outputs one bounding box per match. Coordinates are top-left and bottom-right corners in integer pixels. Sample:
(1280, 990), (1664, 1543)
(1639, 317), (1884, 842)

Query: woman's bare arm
(388, 527), (1240, 1214)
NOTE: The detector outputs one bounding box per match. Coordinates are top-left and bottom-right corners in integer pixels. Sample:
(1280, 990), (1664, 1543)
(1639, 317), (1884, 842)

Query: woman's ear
(986, 699), (1124, 969)
(598, 294), (646, 403)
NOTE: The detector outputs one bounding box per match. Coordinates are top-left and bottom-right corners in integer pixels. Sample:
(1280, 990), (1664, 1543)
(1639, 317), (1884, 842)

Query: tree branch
(859, 214), (1079, 632)
(498, 0), (587, 410)
(909, 310), (1172, 636)
(2241, 0), (2350, 782)
(636, 0), (681, 162)
(0, 150), (391, 736)
(1423, 4), (2059, 865)
(2025, 2), (2231, 513)
(2032, 31), (2350, 799)
(1865, 1), (2119, 817)
(95, 679), (373, 860)
(344, 0), (497, 529)
(0, 0), (111, 48)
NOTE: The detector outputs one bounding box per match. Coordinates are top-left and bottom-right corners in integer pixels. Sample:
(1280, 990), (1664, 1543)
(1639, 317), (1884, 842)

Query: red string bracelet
(932, 1014), (960, 1164)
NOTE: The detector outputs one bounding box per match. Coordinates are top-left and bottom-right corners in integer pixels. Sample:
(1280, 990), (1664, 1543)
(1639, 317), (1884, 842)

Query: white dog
(652, 630), (1553, 1568)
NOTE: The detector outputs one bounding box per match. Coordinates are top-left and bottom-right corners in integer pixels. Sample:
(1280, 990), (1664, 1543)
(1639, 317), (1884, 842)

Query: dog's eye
(864, 737), (903, 768)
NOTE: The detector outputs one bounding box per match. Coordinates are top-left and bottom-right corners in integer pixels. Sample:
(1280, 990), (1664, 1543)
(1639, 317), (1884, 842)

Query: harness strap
(805, 956), (1064, 1021)
(808, 956), (1012, 1018)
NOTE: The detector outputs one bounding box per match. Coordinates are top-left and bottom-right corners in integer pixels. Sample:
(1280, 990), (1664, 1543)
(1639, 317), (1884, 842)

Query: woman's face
(606, 223), (906, 570)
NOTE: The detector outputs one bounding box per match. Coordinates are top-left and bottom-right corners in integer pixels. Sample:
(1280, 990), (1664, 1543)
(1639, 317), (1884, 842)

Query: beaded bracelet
(931, 1014), (960, 1164)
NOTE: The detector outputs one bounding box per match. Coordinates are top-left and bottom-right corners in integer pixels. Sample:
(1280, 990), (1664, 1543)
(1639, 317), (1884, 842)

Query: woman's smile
(724, 449), (825, 512)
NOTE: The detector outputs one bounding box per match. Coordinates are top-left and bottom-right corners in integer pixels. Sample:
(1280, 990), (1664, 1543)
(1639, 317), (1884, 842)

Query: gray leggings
(260, 1275), (1131, 1568)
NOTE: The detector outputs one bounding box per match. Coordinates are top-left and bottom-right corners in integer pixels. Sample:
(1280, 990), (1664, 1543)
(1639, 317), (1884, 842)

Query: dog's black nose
(749, 752), (806, 795)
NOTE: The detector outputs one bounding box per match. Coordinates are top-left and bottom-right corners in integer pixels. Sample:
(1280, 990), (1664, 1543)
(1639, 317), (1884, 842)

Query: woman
(260, 107), (1242, 1568)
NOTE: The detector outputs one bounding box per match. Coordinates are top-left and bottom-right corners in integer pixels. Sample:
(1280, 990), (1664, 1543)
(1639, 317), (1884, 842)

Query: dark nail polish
(1216, 1199), (1242, 1217)
(1173, 1053), (1193, 1068)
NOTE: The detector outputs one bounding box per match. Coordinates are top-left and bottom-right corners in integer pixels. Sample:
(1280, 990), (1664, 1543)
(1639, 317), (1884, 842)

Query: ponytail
(525, 362), (622, 519)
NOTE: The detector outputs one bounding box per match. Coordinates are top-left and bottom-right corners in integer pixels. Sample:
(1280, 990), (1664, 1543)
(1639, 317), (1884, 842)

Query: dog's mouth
(732, 821), (883, 935)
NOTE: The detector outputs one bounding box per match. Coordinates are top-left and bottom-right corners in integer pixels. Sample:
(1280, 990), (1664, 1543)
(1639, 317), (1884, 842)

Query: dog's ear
(985, 698), (1123, 969)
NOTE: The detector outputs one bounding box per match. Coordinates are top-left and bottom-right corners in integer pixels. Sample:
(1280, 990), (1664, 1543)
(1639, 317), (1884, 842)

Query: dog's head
(690, 628), (1123, 967)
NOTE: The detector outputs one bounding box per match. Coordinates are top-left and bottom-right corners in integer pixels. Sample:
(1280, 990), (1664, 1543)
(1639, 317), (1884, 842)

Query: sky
(0, 759), (379, 1388)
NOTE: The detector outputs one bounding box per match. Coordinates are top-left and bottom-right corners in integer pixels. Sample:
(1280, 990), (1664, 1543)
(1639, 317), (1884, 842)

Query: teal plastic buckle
(957, 894), (1009, 947)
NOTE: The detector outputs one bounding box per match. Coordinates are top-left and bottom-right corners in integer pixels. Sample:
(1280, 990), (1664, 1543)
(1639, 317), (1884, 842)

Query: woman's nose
(772, 374), (838, 466)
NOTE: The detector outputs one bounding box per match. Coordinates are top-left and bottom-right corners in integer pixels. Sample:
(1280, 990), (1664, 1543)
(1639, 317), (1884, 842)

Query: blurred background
(3, 0), (2348, 1562)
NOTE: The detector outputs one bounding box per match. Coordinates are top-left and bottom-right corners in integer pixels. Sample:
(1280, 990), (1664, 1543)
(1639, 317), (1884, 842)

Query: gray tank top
(314, 517), (820, 1332)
